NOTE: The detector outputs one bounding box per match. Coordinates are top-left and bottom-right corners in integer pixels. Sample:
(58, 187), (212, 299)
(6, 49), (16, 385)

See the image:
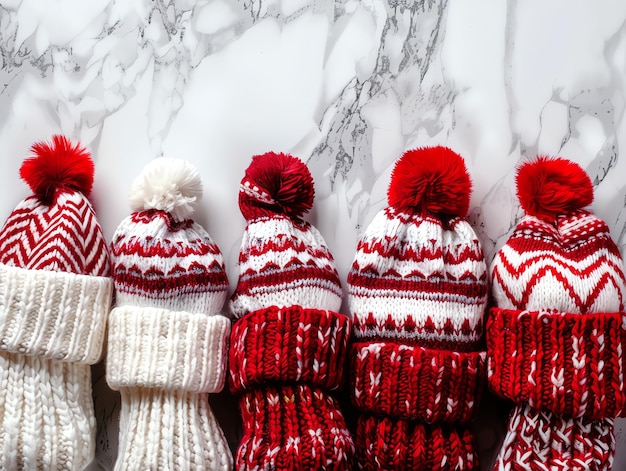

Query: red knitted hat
(347, 146), (488, 470)
(488, 156), (626, 470)
(106, 157), (232, 469)
(228, 152), (354, 470)
(0, 135), (113, 469)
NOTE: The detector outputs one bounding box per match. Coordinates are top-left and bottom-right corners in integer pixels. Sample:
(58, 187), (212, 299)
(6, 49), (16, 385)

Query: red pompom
(20, 135), (94, 203)
(516, 156), (593, 222)
(239, 152), (314, 221)
(388, 146), (472, 218)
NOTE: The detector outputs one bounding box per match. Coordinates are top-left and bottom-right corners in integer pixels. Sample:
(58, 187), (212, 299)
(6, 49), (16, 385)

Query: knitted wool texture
(106, 158), (232, 470)
(487, 157), (626, 470)
(228, 152), (354, 470)
(347, 146), (488, 471)
(488, 157), (626, 471)
(0, 136), (113, 470)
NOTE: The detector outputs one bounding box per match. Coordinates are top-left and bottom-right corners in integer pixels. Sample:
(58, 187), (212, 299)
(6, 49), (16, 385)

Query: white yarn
(129, 157), (203, 222)
(106, 306), (233, 470)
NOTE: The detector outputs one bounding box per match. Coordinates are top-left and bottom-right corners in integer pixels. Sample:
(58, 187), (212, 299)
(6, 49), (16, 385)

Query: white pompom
(129, 157), (203, 222)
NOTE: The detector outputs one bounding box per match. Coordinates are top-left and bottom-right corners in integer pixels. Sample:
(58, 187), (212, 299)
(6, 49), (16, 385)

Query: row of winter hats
(0, 135), (624, 471)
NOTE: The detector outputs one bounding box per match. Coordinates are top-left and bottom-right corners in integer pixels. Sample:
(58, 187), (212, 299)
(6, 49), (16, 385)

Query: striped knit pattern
(229, 215), (342, 318)
(107, 208), (232, 470)
(488, 211), (626, 471)
(0, 190), (112, 470)
(111, 210), (229, 313)
(229, 305), (353, 470)
(348, 208), (487, 471)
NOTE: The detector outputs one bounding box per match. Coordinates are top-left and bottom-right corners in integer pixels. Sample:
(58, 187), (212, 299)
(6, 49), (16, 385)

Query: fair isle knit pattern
(106, 158), (232, 470)
(0, 136), (112, 470)
(347, 146), (488, 471)
(350, 208), (486, 347)
(228, 152), (354, 470)
(229, 215), (342, 318)
(487, 157), (626, 471)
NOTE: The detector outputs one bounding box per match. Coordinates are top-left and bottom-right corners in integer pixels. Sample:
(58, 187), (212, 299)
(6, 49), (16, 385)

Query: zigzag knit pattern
(0, 192), (109, 276)
(488, 211), (626, 471)
(0, 190), (112, 470)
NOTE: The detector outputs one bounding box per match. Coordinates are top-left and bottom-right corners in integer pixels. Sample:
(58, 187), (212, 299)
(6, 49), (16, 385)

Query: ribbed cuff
(487, 307), (626, 419)
(229, 305), (351, 394)
(0, 263), (112, 364)
(106, 306), (230, 393)
(351, 341), (486, 424)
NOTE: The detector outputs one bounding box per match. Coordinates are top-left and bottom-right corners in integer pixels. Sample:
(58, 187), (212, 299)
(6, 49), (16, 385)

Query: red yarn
(229, 305), (353, 470)
(20, 135), (94, 203)
(239, 152), (314, 221)
(516, 156), (593, 223)
(387, 146), (471, 218)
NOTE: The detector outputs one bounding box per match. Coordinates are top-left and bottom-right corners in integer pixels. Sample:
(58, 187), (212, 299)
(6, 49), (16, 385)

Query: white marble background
(2, 0), (626, 469)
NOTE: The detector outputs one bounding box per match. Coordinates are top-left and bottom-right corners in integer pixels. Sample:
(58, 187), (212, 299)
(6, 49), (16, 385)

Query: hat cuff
(229, 305), (351, 394)
(350, 340), (486, 424)
(0, 263), (112, 364)
(487, 307), (626, 419)
(106, 306), (230, 393)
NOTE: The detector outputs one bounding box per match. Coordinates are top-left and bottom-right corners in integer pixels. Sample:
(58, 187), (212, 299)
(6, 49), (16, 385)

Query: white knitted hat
(0, 135), (113, 470)
(106, 157), (232, 470)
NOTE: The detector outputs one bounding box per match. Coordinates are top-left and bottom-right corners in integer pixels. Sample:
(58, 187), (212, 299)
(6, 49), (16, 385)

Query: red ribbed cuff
(350, 341), (486, 424)
(487, 308), (626, 419)
(229, 305), (351, 394)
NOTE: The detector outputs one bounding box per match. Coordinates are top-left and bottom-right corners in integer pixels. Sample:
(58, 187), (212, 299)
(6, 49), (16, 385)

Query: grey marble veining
(1, 0), (626, 469)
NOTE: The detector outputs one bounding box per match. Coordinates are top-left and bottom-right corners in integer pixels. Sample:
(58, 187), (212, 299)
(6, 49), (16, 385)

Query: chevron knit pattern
(488, 210), (626, 471)
(107, 207), (232, 470)
(0, 190), (112, 470)
(229, 152), (354, 470)
(348, 147), (488, 471)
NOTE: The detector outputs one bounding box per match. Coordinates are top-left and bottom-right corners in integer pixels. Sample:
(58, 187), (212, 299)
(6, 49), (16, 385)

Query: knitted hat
(0, 135), (113, 470)
(347, 146), (488, 470)
(228, 152), (354, 470)
(106, 157), (232, 470)
(488, 157), (626, 470)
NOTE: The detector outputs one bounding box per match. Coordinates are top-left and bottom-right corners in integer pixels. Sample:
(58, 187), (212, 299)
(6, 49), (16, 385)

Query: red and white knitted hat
(106, 157), (232, 469)
(488, 157), (626, 470)
(0, 135), (113, 470)
(347, 146), (488, 470)
(228, 152), (354, 470)
(229, 152), (342, 316)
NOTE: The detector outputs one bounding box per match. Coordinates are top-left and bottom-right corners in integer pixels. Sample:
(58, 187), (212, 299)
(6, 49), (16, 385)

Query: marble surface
(2, 0), (626, 469)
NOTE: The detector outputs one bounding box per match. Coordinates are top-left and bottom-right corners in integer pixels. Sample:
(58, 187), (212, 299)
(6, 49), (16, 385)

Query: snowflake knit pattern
(0, 136), (113, 470)
(106, 158), (232, 470)
(347, 146), (488, 470)
(228, 152), (354, 470)
(487, 157), (626, 471)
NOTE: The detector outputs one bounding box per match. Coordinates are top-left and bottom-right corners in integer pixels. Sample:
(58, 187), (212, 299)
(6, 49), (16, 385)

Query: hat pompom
(129, 157), (202, 222)
(239, 152), (314, 221)
(516, 156), (593, 223)
(20, 135), (94, 203)
(387, 146), (471, 218)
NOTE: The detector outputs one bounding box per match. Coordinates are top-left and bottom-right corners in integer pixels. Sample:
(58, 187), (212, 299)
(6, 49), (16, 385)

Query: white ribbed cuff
(0, 263), (113, 364)
(106, 306), (230, 393)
